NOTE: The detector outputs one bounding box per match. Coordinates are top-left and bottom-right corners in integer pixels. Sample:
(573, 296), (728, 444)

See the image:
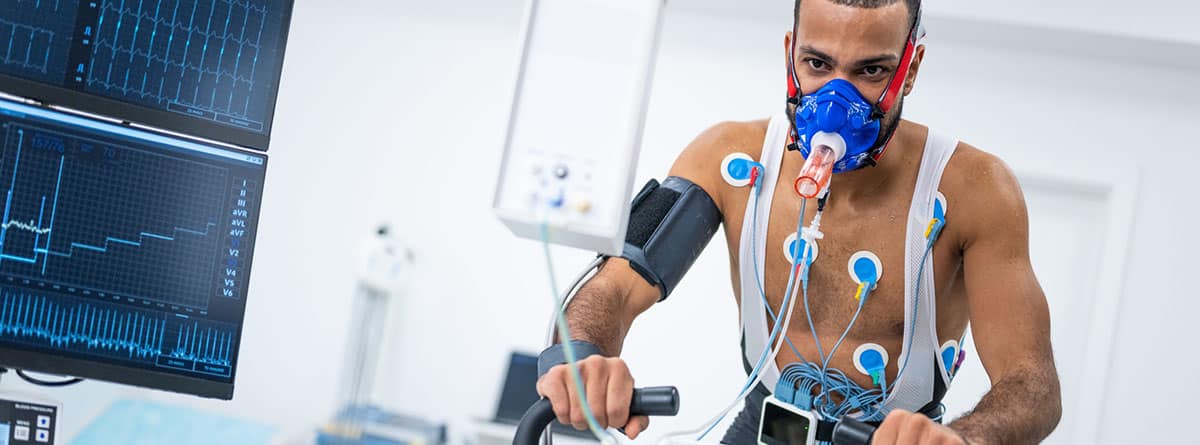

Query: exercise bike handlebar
(512, 386), (680, 445)
(832, 417), (877, 445)
(510, 385), (880, 445)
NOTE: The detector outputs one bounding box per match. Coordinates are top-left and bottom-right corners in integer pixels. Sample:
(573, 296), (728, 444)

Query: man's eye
(862, 66), (888, 77)
(805, 59), (829, 71)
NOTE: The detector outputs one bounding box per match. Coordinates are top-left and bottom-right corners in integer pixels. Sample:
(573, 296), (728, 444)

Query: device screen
(0, 97), (265, 399)
(0, 0), (293, 150)
(761, 402), (813, 445)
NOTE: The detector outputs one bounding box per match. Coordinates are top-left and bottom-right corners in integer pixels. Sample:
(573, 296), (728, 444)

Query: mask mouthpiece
(795, 132), (845, 199)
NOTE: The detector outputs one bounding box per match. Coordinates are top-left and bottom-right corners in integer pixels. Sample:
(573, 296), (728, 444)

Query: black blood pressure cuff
(617, 176), (722, 302)
(537, 340), (606, 378)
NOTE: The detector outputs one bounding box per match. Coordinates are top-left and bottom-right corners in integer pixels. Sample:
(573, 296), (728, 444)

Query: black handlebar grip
(512, 387), (680, 445)
(832, 417), (877, 445)
(630, 386), (680, 416)
(513, 398), (555, 445)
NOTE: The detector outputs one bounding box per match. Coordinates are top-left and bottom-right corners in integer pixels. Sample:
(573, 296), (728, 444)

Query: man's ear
(903, 44), (926, 96)
(784, 31), (794, 64)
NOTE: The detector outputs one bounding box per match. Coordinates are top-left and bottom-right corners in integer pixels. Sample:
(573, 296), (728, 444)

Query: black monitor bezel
(0, 0), (296, 152)
(0, 345), (235, 399)
(0, 99), (270, 400)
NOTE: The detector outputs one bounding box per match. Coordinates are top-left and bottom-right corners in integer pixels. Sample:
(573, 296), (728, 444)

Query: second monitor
(0, 0), (294, 151)
(0, 96), (266, 400)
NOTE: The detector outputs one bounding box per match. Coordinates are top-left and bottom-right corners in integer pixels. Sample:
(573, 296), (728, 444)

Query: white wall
(9, 1), (1198, 444)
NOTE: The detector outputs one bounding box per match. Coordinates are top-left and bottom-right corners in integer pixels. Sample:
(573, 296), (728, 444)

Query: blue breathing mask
(793, 79), (883, 174)
(785, 4), (925, 175)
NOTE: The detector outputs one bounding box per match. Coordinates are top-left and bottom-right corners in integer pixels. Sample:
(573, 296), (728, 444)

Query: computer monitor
(0, 0), (295, 151)
(494, 351), (595, 441)
(494, 352), (539, 425)
(0, 96), (266, 400)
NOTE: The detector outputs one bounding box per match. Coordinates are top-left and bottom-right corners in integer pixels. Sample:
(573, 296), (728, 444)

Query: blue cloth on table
(70, 399), (275, 445)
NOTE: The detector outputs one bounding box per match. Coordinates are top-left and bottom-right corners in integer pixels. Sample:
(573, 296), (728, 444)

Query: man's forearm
(948, 366), (1062, 445)
(562, 275), (636, 356)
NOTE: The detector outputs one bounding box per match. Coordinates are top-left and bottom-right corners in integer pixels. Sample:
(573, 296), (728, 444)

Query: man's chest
(725, 178), (965, 339)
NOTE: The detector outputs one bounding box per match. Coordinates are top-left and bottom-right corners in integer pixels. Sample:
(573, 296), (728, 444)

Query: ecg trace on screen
(86, 0), (275, 131)
(0, 0), (79, 83)
(0, 125), (228, 310)
(0, 18), (53, 74)
(0, 290), (237, 377)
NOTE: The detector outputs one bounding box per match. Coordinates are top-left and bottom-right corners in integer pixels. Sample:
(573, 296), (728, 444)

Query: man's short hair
(793, 0), (921, 30)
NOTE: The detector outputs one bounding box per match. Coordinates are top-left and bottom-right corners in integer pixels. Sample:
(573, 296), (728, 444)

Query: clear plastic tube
(544, 258), (606, 346)
(658, 203), (811, 444)
(794, 132), (846, 199)
(794, 145), (835, 199)
(540, 225), (618, 445)
(657, 273), (802, 445)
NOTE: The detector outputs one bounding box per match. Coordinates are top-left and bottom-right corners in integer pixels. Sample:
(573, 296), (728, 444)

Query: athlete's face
(785, 0), (925, 137)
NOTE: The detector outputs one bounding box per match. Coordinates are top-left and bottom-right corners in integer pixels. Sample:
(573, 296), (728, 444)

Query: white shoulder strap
(738, 113), (790, 390)
(885, 129), (958, 411)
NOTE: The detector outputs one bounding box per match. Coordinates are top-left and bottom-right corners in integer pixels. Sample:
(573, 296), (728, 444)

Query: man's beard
(870, 98), (905, 152)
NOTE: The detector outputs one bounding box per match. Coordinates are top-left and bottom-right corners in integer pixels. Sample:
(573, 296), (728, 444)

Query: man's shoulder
(940, 139), (1027, 244)
(669, 119), (771, 178)
(942, 141), (1021, 197)
(667, 118), (773, 208)
(706, 118), (773, 146)
(678, 118), (772, 164)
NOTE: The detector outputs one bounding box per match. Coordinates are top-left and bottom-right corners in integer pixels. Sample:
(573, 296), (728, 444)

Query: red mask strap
(787, 46), (800, 99)
(877, 38), (915, 113)
(869, 43), (911, 162)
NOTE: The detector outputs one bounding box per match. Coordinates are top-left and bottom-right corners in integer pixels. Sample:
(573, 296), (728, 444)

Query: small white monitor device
(759, 395), (817, 445)
(0, 391), (60, 445)
(493, 0), (666, 255)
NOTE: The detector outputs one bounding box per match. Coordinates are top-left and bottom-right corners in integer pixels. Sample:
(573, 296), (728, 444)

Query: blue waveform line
(0, 17), (55, 74)
(168, 319), (232, 366)
(89, 40), (256, 85)
(4, 222), (218, 264)
(40, 150), (61, 275)
(0, 128), (218, 274)
(99, 2), (265, 50)
(0, 291), (165, 359)
(15, 0), (65, 12)
(89, 0), (269, 120)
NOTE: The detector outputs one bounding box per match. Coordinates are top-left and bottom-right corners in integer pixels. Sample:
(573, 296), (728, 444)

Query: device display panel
(0, 0), (294, 151)
(0, 97), (264, 399)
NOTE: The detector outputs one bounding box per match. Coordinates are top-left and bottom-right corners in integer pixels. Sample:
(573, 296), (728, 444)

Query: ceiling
(379, 0), (1200, 71)
(672, 0), (1200, 46)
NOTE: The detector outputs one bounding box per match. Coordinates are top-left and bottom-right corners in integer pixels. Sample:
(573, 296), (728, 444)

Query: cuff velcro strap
(537, 340), (605, 378)
(620, 176), (721, 302)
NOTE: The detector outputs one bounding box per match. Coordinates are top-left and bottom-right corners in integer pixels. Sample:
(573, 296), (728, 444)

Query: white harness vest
(737, 113), (958, 413)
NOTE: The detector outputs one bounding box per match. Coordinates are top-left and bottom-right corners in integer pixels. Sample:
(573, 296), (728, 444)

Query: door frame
(1013, 161), (1140, 444)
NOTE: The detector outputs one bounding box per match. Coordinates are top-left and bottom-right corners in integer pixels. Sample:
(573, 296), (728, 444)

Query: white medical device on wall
(493, 0), (667, 255)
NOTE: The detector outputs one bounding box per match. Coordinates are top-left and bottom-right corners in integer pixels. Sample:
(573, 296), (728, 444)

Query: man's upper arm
(958, 152), (1056, 383)
(588, 122), (745, 318)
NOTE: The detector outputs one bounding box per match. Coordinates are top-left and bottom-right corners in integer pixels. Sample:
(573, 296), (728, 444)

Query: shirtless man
(535, 1), (1062, 443)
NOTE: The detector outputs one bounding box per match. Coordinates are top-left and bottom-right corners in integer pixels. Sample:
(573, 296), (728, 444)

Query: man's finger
(606, 362), (633, 429)
(584, 361), (610, 428)
(894, 411), (928, 445)
(538, 371), (571, 426)
(623, 415), (650, 439)
(872, 410), (912, 445)
(565, 367), (587, 430)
